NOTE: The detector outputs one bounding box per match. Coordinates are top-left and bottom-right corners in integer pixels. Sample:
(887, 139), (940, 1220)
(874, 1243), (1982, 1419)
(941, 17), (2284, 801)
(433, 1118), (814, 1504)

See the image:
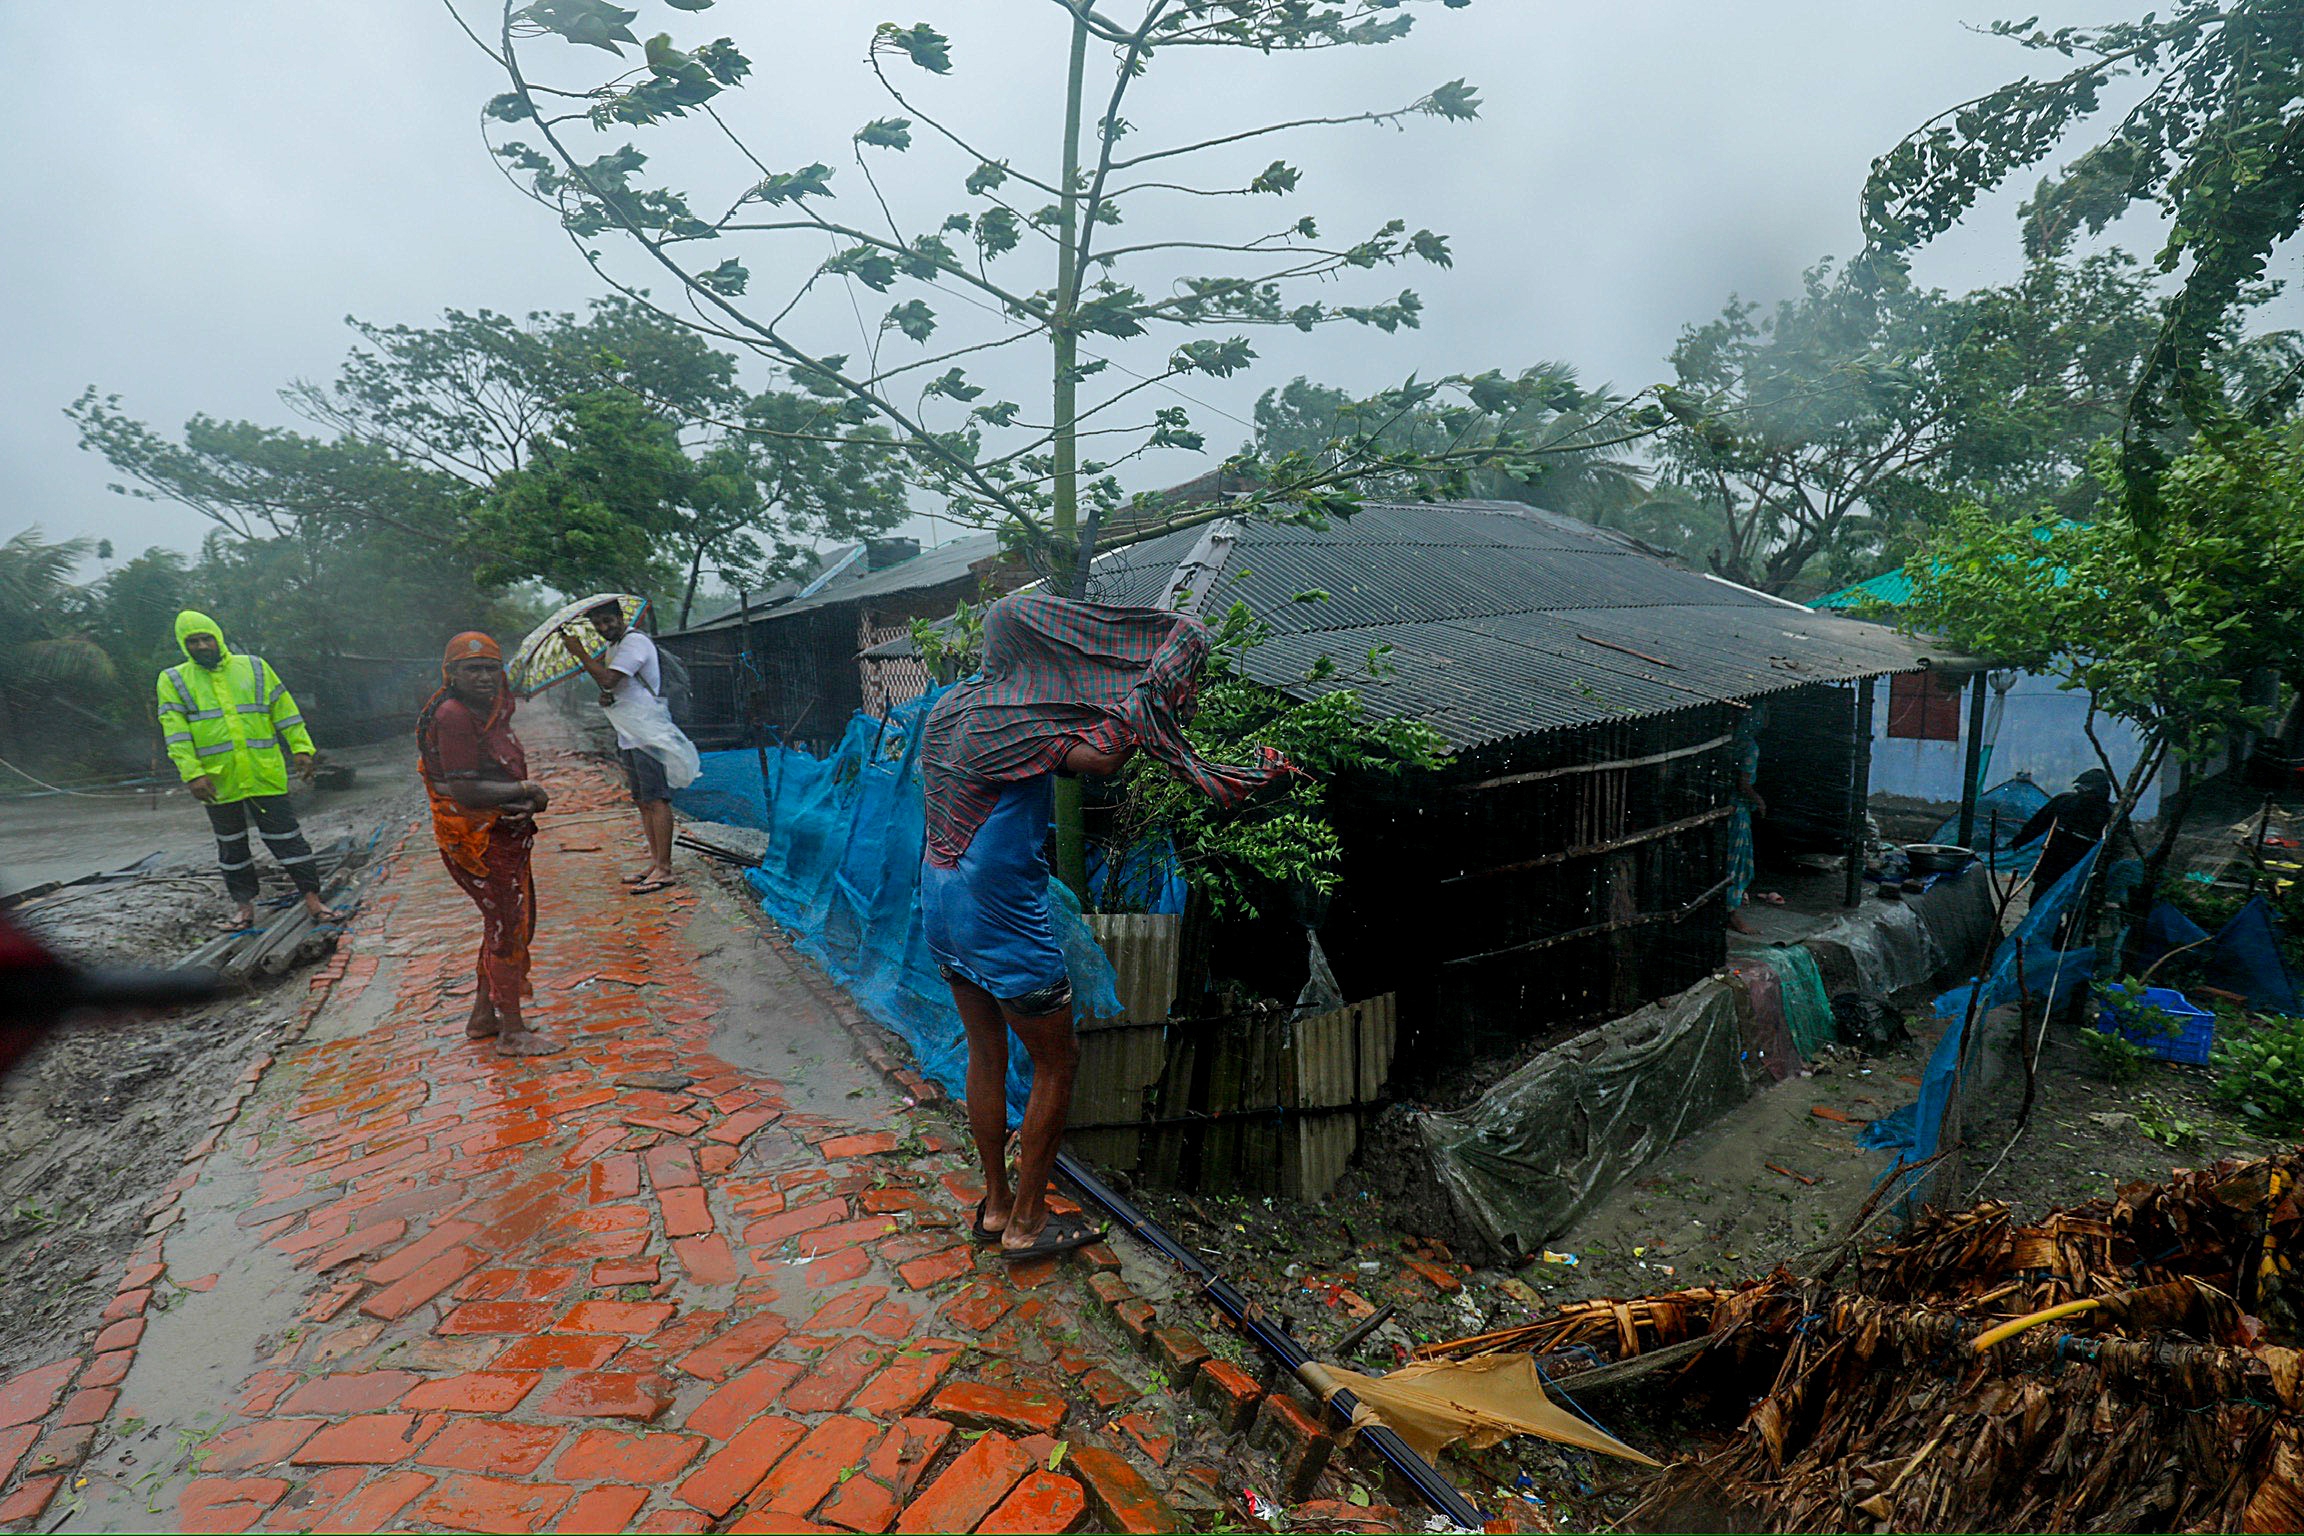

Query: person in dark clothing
(2016, 767), (2116, 898)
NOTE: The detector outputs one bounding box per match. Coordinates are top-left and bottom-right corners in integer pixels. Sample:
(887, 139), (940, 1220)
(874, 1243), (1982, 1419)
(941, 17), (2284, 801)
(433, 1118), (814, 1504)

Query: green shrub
(2213, 1014), (2304, 1130)
(2080, 1028), (2155, 1084)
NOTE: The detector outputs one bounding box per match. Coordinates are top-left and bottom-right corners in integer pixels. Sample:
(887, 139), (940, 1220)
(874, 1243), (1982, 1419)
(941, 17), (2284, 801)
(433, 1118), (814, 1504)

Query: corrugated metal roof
(1085, 500), (1952, 750)
(673, 533), (1001, 633)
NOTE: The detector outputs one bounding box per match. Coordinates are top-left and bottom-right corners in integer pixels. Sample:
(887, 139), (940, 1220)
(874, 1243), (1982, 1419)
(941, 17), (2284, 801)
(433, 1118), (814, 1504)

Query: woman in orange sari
(416, 633), (561, 1056)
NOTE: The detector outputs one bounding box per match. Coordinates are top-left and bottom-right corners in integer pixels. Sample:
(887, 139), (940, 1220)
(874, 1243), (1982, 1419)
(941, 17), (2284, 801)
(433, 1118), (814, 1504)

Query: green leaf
(973, 206), (1021, 258)
(972, 401), (1020, 427)
(1073, 287), (1148, 339)
(750, 163), (835, 205)
(1048, 1441), (1068, 1472)
(925, 368), (984, 402)
(824, 246), (900, 292)
(1172, 338), (1255, 377)
(515, 0), (639, 53)
(663, 0), (713, 8)
(1408, 229), (1453, 268)
(875, 21), (952, 74)
(1423, 78), (1482, 120)
(695, 257), (748, 296)
(484, 92), (535, 123)
(966, 161), (1010, 196)
(855, 117), (914, 151)
(1248, 160), (1300, 196)
(884, 299), (937, 341)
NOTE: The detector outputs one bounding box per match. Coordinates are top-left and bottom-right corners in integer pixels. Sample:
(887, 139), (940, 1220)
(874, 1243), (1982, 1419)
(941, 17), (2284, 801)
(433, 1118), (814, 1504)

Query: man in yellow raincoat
(157, 611), (338, 930)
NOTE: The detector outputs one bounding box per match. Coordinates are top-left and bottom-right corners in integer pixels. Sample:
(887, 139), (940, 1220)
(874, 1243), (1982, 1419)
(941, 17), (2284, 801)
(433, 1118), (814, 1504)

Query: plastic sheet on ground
(1317, 1352), (1659, 1466)
(1804, 865), (1994, 999)
(1413, 978), (1754, 1255)
(1727, 962), (1803, 1081)
(1756, 944), (1836, 1059)
(672, 690), (1124, 1122)
(2139, 895), (2301, 1015)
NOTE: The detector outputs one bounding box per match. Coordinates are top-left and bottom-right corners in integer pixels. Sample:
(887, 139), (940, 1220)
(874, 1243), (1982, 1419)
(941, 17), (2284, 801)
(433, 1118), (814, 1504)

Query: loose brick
(363, 1218), (484, 1287)
(678, 1414), (807, 1517)
(751, 1413), (878, 1515)
(1112, 1300), (1158, 1342)
(0, 1423), (36, 1485)
(590, 1154), (642, 1204)
(1113, 1410), (1173, 1467)
(645, 1144), (700, 1189)
(306, 1467), (434, 1532)
(278, 1371), (421, 1416)
(560, 1299), (678, 1335)
(402, 1371), (542, 1414)
(554, 1485), (650, 1531)
(411, 1473), (573, 1533)
(201, 1418), (324, 1474)
(1150, 1327), (1211, 1386)
(290, 1412), (443, 1465)
(57, 1385), (118, 1428)
(807, 1247), (872, 1286)
(706, 1105), (781, 1146)
(864, 1418), (953, 1499)
(534, 1371), (676, 1423)
(490, 1334), (625, 1372)
(930, 1380), (1067, 1438)
(940, 1283), (1013, 1333)
(1079, 1368), (1135, 1411)
(784, 1337), (890, 1413)
(0, 1474), (65, 1525)
(180, 1475), (290, 1533)
(895, 1247), (974, 1291)
(682, 1358), (803, 1440)
(814, 1474), (900, 1534)
(24, 1422), (96, 1477)
(677, 1312), (792, 1384)
(81, 1350), (136, 1391)
(673, 1234), (740, 1285)
(441, 1301), (556, 1335)
(93, 1317), (146, 1353)
(893, 1430), (1031, 1534)
(846, 1349), (957, 1419)
(553, 1427), (705, 1485)
(1068, 1446), (1181, 1534)
(820, 1131), (899, 1159)
(977, 1467), (1087, 1535)
(1190, 1359), (1263, 1434)
(102, 1287), (152, 1322)
(742, 1197), (849, 1247)
(1249, 1392), (1332, 1502)
(593, 1256), (661, 1287)
(417, 1420), (565, 1475)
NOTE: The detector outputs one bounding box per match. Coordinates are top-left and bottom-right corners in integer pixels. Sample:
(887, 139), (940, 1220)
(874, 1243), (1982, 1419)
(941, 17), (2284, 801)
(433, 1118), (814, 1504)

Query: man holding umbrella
(560, 598), (679, 894)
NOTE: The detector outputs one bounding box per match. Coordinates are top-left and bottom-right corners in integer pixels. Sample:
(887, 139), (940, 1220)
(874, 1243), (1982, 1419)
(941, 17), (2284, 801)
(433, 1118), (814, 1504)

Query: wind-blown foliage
(1860, 1), (2304, 516)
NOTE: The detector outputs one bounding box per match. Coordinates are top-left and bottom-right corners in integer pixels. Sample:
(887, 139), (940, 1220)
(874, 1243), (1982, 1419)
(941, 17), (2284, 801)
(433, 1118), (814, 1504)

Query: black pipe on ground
(1054, 1151), (1489, 1531)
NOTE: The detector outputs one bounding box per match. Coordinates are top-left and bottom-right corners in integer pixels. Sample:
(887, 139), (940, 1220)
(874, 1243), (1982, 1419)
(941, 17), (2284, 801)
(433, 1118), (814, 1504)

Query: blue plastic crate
(2095, 984), (2215, 1065)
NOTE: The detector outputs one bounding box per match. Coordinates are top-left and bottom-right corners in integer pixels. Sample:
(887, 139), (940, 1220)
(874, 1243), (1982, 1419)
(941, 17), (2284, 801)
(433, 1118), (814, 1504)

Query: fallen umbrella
(1055, 1150), (1492, 1531)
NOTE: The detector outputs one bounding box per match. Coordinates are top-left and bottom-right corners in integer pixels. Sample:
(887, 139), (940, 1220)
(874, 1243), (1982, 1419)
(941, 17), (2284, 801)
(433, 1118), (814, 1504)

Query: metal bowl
(1903, 843), (1975, 875)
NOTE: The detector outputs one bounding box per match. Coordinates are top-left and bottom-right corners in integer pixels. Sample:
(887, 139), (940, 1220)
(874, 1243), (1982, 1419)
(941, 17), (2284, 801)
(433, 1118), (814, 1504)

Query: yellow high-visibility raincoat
(156, 611), (315, 803)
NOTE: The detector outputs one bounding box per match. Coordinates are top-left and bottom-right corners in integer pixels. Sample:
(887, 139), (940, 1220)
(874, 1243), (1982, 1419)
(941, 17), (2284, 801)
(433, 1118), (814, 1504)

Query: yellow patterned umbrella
(506, 593), (649, 697)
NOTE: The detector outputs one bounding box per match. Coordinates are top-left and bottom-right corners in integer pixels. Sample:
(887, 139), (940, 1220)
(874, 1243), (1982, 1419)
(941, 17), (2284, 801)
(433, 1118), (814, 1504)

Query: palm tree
(0, 528), (118, 766)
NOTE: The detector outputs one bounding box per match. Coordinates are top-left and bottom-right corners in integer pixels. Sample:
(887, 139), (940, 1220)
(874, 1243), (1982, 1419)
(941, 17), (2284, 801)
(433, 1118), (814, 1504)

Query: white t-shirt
(605, 631), (662, 750)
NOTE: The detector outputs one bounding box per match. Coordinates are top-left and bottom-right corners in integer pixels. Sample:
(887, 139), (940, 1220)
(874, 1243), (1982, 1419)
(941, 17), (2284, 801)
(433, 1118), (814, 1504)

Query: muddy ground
(0, 759), (415, 1383)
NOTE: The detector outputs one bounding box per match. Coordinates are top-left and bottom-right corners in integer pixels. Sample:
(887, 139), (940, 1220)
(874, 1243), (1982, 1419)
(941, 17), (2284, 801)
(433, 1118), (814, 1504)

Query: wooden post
(1957, 670), (1989, 848)
(1845, 678), (1876, 908)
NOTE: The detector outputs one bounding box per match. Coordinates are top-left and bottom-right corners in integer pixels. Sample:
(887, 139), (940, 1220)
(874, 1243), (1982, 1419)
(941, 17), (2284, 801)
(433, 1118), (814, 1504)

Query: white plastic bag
(603, 683), (701, 790)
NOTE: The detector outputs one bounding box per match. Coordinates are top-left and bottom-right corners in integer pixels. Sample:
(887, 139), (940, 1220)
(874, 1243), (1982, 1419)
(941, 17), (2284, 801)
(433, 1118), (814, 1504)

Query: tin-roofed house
(1078, 500), (1960, 1074)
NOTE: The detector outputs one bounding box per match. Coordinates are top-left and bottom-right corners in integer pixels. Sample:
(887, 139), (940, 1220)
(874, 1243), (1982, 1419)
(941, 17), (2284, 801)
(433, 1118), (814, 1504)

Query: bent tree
(454, 0), (1619, 886)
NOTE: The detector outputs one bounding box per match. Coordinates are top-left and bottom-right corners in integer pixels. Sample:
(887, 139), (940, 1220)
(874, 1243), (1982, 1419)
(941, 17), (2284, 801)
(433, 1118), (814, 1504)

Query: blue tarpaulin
(673, 689), (1124, 1123)
(2137, 895), (2301, 1016)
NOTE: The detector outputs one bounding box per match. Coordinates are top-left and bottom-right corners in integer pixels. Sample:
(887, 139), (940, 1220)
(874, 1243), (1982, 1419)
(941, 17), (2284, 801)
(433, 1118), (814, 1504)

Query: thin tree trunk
(680, 544), (706, 630)
(1049, 12), (1091, 901)
(2121, 766), (2204, 972)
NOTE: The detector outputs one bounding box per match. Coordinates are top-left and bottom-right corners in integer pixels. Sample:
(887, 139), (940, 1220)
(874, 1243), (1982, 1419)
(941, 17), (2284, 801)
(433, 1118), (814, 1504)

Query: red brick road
(3, 751), (1186, 1533)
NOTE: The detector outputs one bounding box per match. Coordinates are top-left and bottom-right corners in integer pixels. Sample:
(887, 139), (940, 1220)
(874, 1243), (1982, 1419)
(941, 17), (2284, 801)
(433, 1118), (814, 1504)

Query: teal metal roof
(1814, 568), (1914, 610)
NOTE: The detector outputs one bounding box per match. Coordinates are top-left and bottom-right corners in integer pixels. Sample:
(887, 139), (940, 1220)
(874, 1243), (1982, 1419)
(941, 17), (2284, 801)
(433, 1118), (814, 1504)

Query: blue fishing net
(672, 688), (1124, 1124)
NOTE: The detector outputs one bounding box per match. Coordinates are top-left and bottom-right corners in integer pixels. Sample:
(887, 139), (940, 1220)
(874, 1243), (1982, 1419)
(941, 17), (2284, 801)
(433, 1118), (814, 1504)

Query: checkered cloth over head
(920, 592), (1293, 867)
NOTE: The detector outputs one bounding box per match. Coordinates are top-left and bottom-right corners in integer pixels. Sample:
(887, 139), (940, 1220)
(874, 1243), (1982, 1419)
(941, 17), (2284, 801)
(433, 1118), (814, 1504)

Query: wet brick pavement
(0, 752), (1190, 1533)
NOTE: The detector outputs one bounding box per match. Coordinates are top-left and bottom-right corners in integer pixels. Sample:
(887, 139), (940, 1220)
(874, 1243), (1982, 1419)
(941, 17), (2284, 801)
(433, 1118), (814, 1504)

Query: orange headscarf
(417, 633), (520, 876)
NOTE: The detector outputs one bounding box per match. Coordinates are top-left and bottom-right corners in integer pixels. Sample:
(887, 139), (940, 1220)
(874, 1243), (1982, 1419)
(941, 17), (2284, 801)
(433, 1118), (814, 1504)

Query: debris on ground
(1407, 1150), (2304, 1533)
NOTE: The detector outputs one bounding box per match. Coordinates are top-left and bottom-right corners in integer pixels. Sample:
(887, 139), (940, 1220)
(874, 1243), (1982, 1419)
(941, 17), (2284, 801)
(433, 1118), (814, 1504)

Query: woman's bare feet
(1728, 909), (1760, 935)
(495, 1029), (565, 1057)
(464, 1001), (500, 1040)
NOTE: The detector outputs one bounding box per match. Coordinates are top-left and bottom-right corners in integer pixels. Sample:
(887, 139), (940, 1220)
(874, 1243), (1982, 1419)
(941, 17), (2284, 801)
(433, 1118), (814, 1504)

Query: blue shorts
(920, 776), (1071, 1013)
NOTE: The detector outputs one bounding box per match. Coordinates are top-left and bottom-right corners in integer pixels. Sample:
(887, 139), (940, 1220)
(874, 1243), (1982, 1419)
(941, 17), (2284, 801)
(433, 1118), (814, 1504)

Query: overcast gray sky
(5, 1), (2168, 567)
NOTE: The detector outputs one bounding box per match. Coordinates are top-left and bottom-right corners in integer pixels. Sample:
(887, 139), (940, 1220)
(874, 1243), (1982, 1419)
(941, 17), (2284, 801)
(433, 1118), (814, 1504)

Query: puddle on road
(55, 1132), (310, 1533)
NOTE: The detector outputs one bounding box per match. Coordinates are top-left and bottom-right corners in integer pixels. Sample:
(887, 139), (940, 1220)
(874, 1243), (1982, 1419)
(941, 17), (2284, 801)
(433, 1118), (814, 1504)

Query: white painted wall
(1866, 670), (2163, 820)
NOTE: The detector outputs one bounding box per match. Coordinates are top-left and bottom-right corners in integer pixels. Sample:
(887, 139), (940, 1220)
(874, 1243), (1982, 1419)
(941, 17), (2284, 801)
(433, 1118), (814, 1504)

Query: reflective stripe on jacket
(158, 610), (316, 803)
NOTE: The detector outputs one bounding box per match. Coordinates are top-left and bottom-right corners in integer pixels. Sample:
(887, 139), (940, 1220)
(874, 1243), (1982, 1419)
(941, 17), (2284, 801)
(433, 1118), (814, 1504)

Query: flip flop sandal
(971, 1199), (1003, 1245)
(999, 1211), (1102, 1263)
(627, 879), (678, 896)
(620, 872), (654, 885)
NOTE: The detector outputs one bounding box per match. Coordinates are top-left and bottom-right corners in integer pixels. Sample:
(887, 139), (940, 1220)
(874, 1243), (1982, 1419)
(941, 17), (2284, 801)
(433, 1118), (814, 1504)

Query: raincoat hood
(174, 610), (231, 665)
